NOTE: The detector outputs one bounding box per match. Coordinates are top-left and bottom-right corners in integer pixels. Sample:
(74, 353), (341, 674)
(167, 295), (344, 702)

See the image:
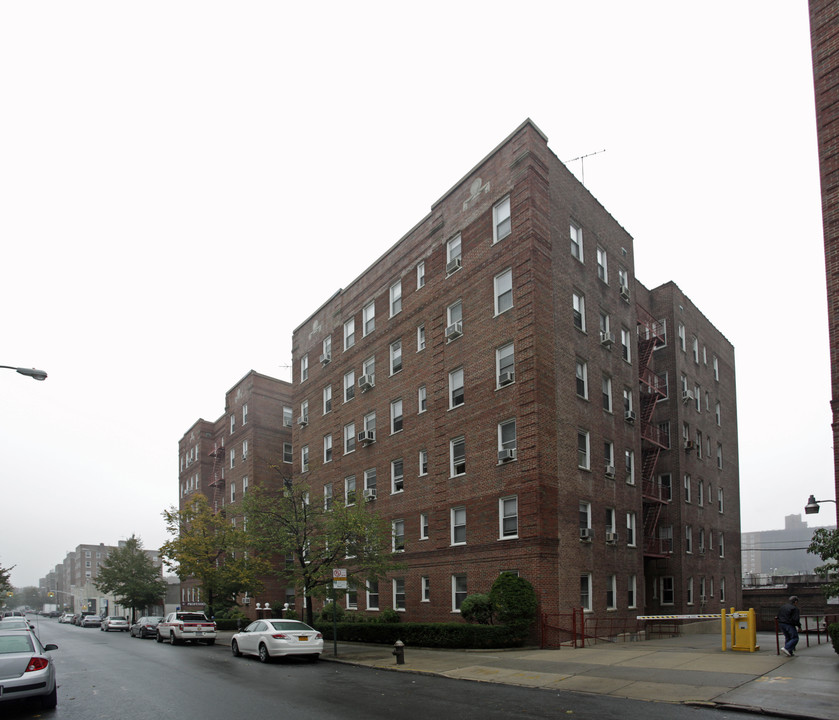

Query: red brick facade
(291, 120), (741, 622)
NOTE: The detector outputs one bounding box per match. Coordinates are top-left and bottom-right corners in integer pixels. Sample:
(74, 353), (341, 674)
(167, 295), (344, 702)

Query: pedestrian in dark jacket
(777, 596), (801, 656)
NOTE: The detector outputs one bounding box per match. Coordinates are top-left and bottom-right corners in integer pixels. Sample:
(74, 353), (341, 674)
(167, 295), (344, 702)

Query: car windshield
(0, 635), (34, 654)
(268, 621), (313, 631)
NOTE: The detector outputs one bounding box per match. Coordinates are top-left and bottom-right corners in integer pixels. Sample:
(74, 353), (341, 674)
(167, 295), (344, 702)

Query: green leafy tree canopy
(241, 474), (403, 626)
(160, 494), (268, 617)
(808, 527), (839, 599)
(93, 535), (167, 622)
(1, 563), (16, 600)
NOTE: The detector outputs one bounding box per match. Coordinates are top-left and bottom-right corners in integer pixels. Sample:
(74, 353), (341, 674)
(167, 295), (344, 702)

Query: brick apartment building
(177, 370), (292, 617)
(290, 119), (741, 623)
(810, 0), (839, 524)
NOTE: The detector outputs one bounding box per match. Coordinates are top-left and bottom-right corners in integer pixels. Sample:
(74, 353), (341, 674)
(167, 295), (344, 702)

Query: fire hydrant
(392, 640), (405, 665)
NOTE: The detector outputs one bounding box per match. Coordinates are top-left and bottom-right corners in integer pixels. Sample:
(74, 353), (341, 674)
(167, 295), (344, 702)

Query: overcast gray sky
(2, 1), (834, 587)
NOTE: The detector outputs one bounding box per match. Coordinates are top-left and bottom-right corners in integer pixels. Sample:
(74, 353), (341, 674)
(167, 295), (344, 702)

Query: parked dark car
(130, 616), (164, 638)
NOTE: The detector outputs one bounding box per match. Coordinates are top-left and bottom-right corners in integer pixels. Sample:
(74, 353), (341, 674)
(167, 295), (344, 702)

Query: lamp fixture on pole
(0, 365), (47, 381)
(804, 494), (837, 515)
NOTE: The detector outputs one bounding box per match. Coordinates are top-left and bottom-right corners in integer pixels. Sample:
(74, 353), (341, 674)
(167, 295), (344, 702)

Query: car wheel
(156, 631), (163, 643)
(258, 643), (271, 663)
(170, 632), (179, 646)
(231, 640), (241, 657)
(40, 686), (57, 709)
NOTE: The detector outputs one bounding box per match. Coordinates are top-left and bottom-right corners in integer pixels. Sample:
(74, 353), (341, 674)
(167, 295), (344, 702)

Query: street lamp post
(0, 365), (47, 381)
(804, 494), (837, 515)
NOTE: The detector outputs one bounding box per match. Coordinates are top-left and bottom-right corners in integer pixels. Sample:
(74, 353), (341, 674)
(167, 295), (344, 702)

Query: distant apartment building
(742, 513), (837, 579)
(290, 119), (741, 622)
(177, 370), (292, 617)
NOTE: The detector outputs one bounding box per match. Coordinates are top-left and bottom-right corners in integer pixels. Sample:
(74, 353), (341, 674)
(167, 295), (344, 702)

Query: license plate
(194, 631), (204, 636)
(298, 636), (308, 641)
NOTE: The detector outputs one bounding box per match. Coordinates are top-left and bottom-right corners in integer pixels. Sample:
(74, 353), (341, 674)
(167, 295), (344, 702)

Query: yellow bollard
(721, 608), (727, 652)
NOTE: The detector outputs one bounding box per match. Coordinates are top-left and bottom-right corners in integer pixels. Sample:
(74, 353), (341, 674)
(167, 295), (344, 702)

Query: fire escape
(636, 305), (669, 557)
(208, 443), (225, 513)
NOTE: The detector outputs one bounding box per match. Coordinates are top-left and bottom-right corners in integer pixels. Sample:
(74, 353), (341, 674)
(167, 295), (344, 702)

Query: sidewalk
(216, 630), (839, 719)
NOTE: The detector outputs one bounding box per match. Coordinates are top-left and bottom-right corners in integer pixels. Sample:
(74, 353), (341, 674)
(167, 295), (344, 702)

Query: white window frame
(390, 398), (403, 434)
(344, 422), (356, 454)
(416, 261), (426, 289)
(390, 339), (403, 375)
(580, 573), (592, 611)
(362, 301), (375, 336)
(417, 385), (427, 413)
(344, 370), (355, 402)
(344, 317), (355, 350)
(447, 234), (462, 265)
(449, 367), (465, 408)
(417, 324), (426, 352)
(452, 574), (467, 611)
(596, 246), (608, 283)
(498, 418), (517, 454)
(300, 354), (308, 382)
(323, 434), (332, 463)
(392, 521), (405, 553)
(576, 359), (588, 399)
(493, 195), (511, 243)
(323, 385), (332, 414)
(499, 496), (518, 539)
(418, 449), (428, 476)
(577, 430), (590, 470)
(573, 291), (586, 331)
(393, 578), (405, 610)
(496, 342), (515, 387)
(626, 512), (636, 547)
(450, 436), (466, 477)
(301, 445), (309, 473)
(389, 280), (402, 317)
(570, 221), (583, 261)
(391, 458), (404, 494)
(451, 506), (466, 545)
(494, 268), (513, 315)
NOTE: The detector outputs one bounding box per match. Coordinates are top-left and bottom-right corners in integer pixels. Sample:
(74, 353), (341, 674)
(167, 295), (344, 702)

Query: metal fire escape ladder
(208, 444), (225, 513)
(636, 306), (669, 557)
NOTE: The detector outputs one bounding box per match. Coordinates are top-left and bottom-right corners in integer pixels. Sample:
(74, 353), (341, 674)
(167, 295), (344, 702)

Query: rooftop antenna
(564, 149), (606, 186)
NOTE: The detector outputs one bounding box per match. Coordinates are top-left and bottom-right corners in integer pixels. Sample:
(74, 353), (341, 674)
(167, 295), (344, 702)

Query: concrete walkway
(217, 630), (839, 719)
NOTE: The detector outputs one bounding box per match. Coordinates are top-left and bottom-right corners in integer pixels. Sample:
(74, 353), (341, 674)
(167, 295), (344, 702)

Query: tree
(808, 527), (839, 599)
(160, 494), (268, 617)
(241, 474), (403, 626)
(0, 563), (15, 600)
(93, 535), (167, 622)
(489, 573), (538, 634)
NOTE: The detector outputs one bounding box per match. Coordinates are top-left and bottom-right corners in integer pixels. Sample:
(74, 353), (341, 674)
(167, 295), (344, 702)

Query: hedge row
(312, 621), (526, 648)
(829, 623), (839, 656)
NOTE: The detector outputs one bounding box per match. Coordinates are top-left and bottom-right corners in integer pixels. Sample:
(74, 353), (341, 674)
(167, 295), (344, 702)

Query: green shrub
(489, 573), (537, 634)
(460, 593), (494, 624)
(379, 608), (400, 623)
(314, 621), (524, 648)
(828, 622), (839, 655)
(317, 602), (345, 623)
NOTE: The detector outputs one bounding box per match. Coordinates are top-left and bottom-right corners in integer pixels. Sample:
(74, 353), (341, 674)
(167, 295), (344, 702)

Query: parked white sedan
(231, 619), (322, 663)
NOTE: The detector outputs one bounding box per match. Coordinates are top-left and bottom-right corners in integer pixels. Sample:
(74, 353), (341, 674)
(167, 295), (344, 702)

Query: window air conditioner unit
(497, 448), (516, 463)
(357, 429), (375, 445)
(699, 594), (707, 603)
(320, 352), (331, 365)
(684, 440), (695, 452)
(358, 374), (375, 391)
(605, 464), (616, 478)
(579, 527), (592, 541)
(600, 331), (615, 347)
(446, 257), (462, 275)
(445, 321), (463, 341)
(363, 488), (377, 501)
(297, 416), (308, 427)
(624, 410), (636, 424)
(619, 284), (630, 301)
(498, 370), (515, 387)
(682, 391), (695, 404)
(606, 532), (618, 544)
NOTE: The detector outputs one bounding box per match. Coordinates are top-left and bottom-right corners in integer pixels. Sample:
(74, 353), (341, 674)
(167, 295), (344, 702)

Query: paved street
(2, 620), (726, 720)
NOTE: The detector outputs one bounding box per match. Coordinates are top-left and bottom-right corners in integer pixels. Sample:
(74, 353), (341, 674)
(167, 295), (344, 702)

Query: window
(419, 449), (428, 476)
(497, 342), (515, 387)
(300, 400), (309, 426)
(449, 368), (465, 408)
(576, 359), (588, 398)
(687, 577), (694, 605)
(363, 410), (376, 435)
(498, 419), (517, 455)
(596, 246), (608, 283)
(362, 355), (375, 382)
(718, 487), (724, 513)
(324, 483), (333, 510)
(606, 575), (617, 609)
(452, 575), (467, 611)
(678, 323), (686, 351)
(577, 430), (590, 469)
(344, 370), (355, 402)
(364, 468), (376, 493)
(626, 512), (636, 546)
(417, 261), (426, 289)
(417, 324), (426, 351)
(345, 475), (356, 505)
(323, 385), (332, 414)
(390, 399), (403, 434)
(494, 268), (513, 315)
(242, 476), (248, 496)
(389, 280), (402, 317)
(283, 406), (293, 427)
(418, 385), (427, 413)
(446, 234), (462, 271)
(344, 318), (355, 350)
(713, 355), (719, 380)
(661, 576), (675, 605)
(230, 482), (236, 504)
(390, 339), (403, 374)
(604, 441), (615, 471)
(697, 480), (704, 506)
(363, 301), (375, 336)
(346, 584), (358, 610)
(301, 445), (309, 473)
(684, 474), (691, 503)
(716, 444), (723, 469)
(392, 520), (405, 552)
(344, 422), (356, 453)
(451, 506), (466, 545)
(628, 575), (637, 609)
(493, 195), (511, 242)
(618, 267), (629, 295)
(300, 354), (308, 382)
(698, 528), (705, 554)
(720, 577), (726, 603)
(715, 401), (721, 426)
(391, 458), (404, 493)
(421, 576), (430, 602)
(605, 507), (616, 536)
(230, 414), (236, 434)
(623, 387), (633, 417)
(393, 578), (406, 610)
(660, 473), (672, 500)
(570, 221), (583, 261)
(283, 443), (292, 464)
(420, 513), (429, 540)
(450, 436), (466, 476)
(692, 336), (699, 364)
(685, 525), (693, 554)
(323, 434), (333, 463)
(620, 327), (631, 362)
(572, 291), (586, 331)
(603, 375), (612, 412)
(446, 300), (462, 338)
(580, 574), (592, 611)
(500, 496), (518, 538)
(719, 533), (725, 558)
(366, 581), (379, 610)
(579, 501), (592, 534)
(229, 448), (235, 469)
